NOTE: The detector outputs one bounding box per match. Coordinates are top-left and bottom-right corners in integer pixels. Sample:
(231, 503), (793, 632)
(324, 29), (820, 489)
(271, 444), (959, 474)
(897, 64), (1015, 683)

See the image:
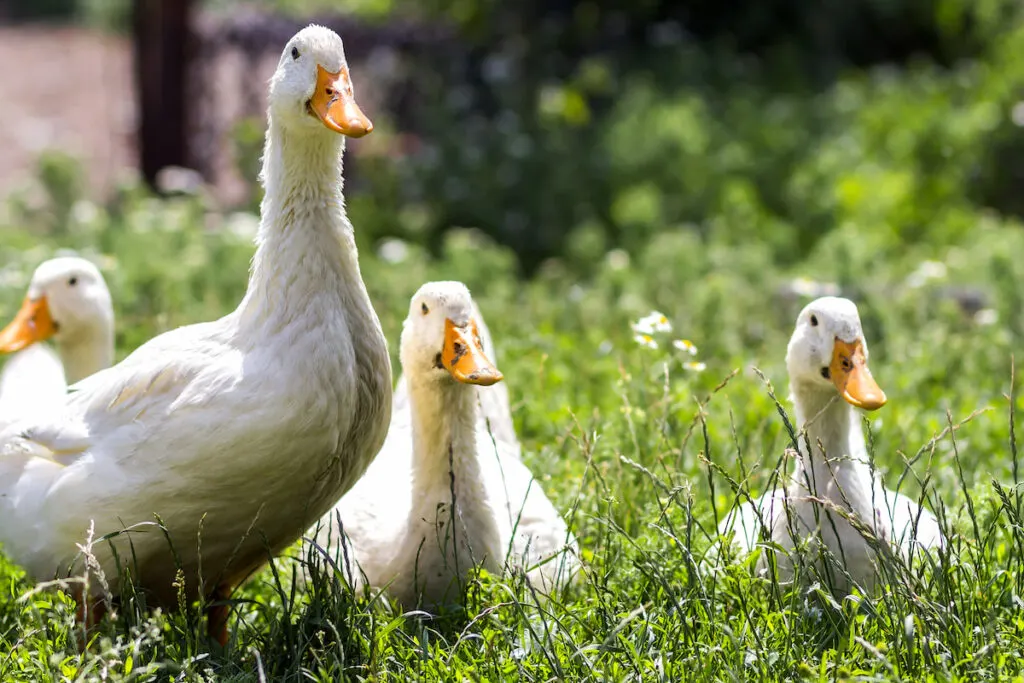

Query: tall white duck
(0, 257), (114, 428)
(312, 282), (577, 610)
(0, 25), (392, 644)
(719, 296), (943, 591)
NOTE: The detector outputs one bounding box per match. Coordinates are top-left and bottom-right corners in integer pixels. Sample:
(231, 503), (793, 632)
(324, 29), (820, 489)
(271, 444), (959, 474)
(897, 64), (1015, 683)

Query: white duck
(312, 282), (577, 610)
(0, 257), (114, 428)
(391, 296), (519, 457)
(719, 296), (943, 591)
(0, 25), (392, 644)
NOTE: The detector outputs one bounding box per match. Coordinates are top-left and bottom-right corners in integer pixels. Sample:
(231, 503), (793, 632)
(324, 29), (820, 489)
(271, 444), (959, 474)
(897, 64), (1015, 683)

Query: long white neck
(235, 121), (371, 334)
(231, 116), (392, 511)
(58, 324), (113, 384)
(406, 374), (502, 569)
(790, 380), (874, 511)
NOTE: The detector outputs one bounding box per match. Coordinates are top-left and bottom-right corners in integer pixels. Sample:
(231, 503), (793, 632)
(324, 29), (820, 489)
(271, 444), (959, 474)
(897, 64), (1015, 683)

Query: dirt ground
(0, 25), (136, 200)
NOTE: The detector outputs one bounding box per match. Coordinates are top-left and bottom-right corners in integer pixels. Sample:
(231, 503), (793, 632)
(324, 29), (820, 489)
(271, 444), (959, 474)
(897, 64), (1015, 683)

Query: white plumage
(719, 296), (943, 591)
(312, 282), (578, 610)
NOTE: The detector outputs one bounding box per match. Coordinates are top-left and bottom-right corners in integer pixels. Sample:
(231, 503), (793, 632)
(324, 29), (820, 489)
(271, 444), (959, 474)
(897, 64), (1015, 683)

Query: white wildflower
(1013, 102), (1024, 127)
(683, 361), (706, 372)
(377, 237), (409, 264)
(632, 311), (672, 335)
(905, 260), (948, 289)
(633, 334), (658, 350)
(154, 165), (204, 195)
(975, 308), (998, 326)
(672, 339), (698, 355)
(606, 248), (630, 271)
(71, 199), (99, 225)
(787, 277), (841, 298)
(224, 211), (260, 241)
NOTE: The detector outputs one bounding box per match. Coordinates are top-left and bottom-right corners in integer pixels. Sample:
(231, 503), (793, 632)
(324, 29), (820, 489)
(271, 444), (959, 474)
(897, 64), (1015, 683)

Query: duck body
(0, 257), (114, 429)
(0, 25), (391, 618)
(720, 297), (943, 591)
(0, 345), (66, 431)
(314, 282), (576, 610)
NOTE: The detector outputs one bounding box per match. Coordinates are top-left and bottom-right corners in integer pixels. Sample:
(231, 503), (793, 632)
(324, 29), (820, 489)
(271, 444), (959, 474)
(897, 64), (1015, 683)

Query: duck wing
(718, 487), (790, 553)
(310, 386), (414, 588)
(1, 321), (231, 466)
(482, 437), (578, 591)
(873, 481), (944, 552)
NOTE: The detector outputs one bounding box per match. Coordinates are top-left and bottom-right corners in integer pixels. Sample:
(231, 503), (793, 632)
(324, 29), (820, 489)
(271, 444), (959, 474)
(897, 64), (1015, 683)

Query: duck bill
(309, 64), (373, 137)
(442, 318), (503, 386)
(0, 296), (57, 353)
(830, 338), (887, 411)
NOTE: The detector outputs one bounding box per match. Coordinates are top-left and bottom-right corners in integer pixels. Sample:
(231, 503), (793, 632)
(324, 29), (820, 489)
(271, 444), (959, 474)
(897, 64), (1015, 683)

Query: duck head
(269, 24), (372, 137)
(401, 281), (503, 387)
(785, 296), (886, 411)
(0, 257), (113, 354)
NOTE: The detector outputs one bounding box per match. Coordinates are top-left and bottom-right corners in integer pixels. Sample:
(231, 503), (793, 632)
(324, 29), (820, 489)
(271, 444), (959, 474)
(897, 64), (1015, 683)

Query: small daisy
(672, 339), (698, 356)
(1013, 101), (1024, 127)
(683, 361), (706, 372)
(606, 249), (631, 270)
(974, 308), (998, 326)
(787, 277), (840, 298)
(633, 334), (658, 350)
(632, 311), (672, 335)
(905, 260), (948, 289)
(377, 237), (410, 264)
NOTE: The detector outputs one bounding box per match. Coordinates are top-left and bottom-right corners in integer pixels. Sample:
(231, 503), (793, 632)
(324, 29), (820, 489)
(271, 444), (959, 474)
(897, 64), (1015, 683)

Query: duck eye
(421, 303), (429, 315)
(291, 46), (300, 60)
(809, 314), (818, 327)
(820, 367), (831, 380)
(433, 352), (443, 369)
(68, 276), (78, 287)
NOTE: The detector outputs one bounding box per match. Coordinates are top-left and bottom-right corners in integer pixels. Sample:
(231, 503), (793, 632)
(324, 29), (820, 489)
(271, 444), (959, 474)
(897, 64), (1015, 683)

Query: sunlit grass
(3, 173), (1024, 679)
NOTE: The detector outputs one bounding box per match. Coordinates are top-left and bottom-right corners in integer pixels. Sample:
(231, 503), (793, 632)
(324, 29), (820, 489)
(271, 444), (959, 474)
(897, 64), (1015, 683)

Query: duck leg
(206, 583), (232, 646)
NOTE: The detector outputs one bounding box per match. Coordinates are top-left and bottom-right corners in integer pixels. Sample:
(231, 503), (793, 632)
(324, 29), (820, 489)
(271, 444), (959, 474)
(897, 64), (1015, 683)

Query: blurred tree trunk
(134, 0), (194, 188)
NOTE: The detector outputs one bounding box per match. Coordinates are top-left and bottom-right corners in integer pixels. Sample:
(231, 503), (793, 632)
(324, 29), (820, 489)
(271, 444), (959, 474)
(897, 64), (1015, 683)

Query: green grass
(2, 181), (1024, 681)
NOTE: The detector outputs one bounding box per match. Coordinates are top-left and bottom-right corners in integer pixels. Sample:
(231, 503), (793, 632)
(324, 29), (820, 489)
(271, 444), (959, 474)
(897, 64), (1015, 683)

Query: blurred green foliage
(6, 0), (1024, 269)
(379, 9), (1024, 271)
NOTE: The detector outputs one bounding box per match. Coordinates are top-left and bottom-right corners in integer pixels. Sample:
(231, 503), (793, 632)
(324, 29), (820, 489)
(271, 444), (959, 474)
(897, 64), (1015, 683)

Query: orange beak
(442, 319), (503, 386)
(830, 338), (886, 411)
(309, 64), (373, 137)
(0, 296), (57, 353)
